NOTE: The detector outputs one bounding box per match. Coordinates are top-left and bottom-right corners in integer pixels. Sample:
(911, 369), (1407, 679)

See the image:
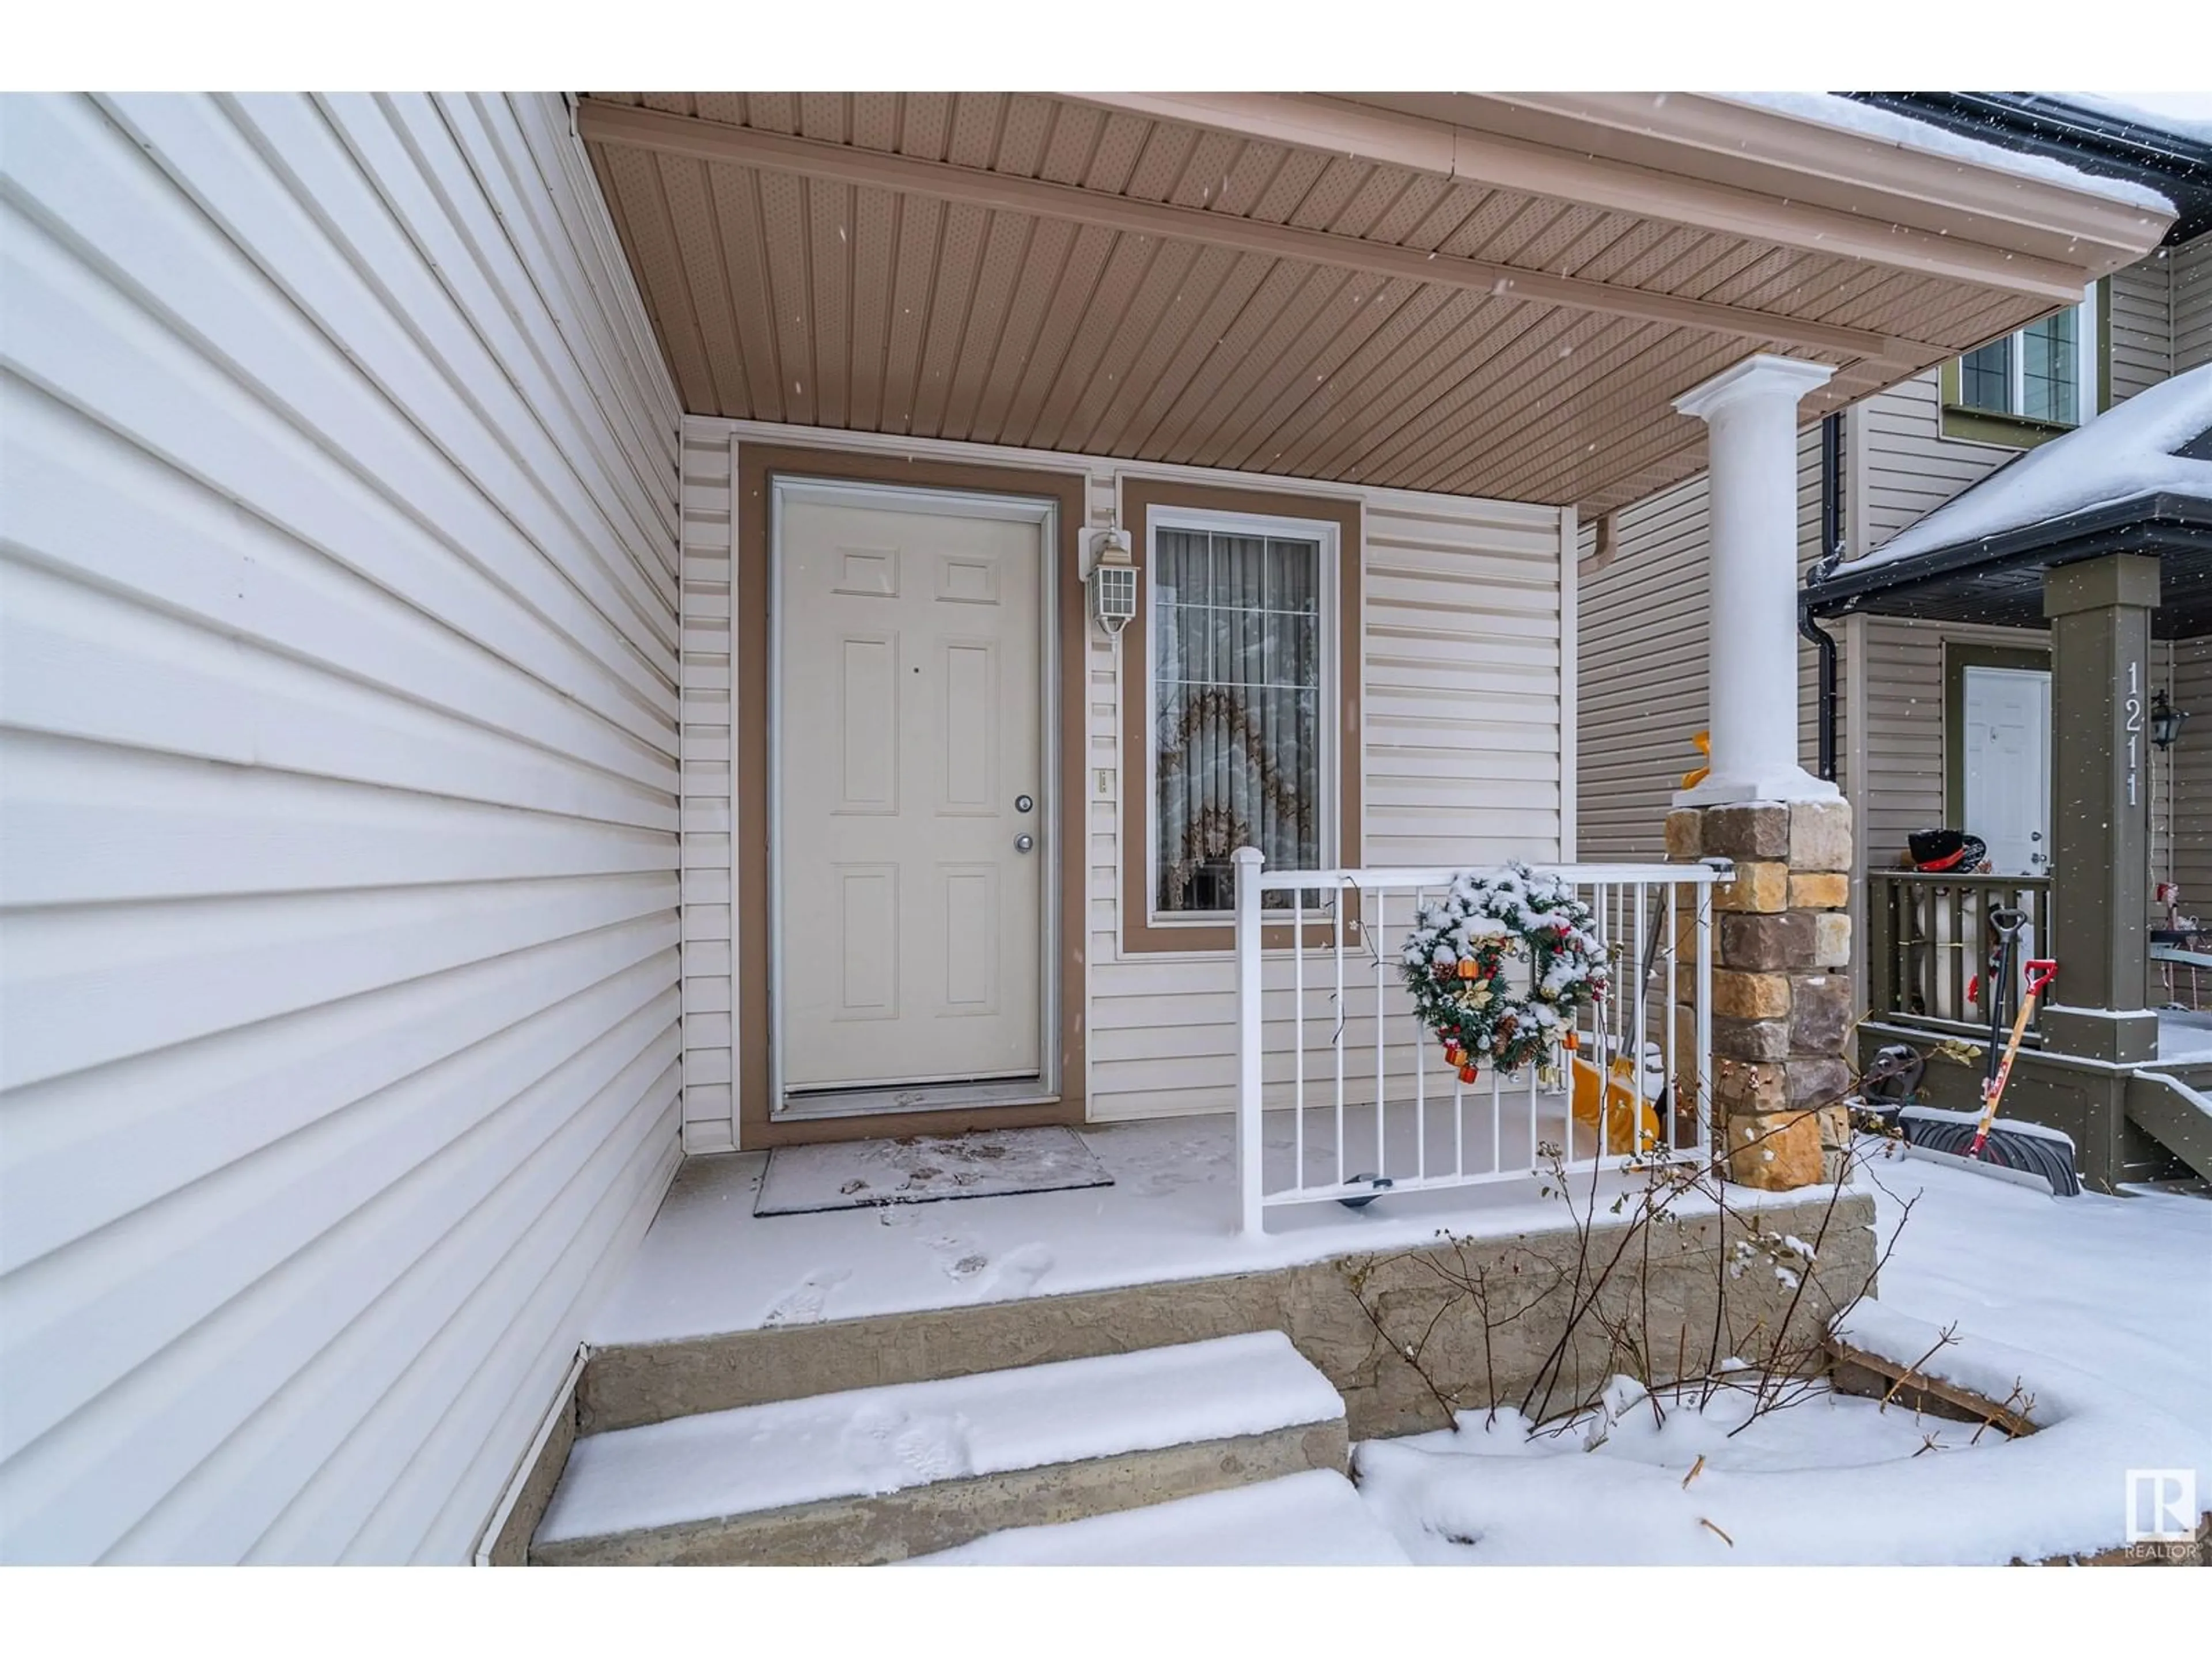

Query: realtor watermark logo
(2125, 1469), (2198, 1546)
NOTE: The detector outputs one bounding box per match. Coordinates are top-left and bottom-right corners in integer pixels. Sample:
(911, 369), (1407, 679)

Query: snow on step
(536, 1332), (1342, 1547)
(908, 1470), (1412, 1566)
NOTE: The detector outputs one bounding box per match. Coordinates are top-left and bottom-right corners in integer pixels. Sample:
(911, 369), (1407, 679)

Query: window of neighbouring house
(1944, 294), (2099, 444)
(1147, 512), (1336, 918)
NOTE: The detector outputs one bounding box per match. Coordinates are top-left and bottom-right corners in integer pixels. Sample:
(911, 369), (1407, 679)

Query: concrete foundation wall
(580, 1189), (1877, 1445)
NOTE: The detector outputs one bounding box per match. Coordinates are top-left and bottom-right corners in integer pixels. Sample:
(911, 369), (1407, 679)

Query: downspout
(1799, 413), (1844, 783)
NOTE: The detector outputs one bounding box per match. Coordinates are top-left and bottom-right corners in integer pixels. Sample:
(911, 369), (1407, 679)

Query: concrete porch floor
(589, 1111), (1694, 1351)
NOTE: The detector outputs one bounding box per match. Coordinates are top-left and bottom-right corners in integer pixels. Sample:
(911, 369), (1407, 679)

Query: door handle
(1015, 834), (1035, 854)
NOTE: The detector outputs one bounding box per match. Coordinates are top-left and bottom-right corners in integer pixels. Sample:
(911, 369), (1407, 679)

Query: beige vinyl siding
(1856, 618), (1946, 870)
(2174, 231), (2212, 374)
(1851, 368), (2028, 873)
(2165, 638), (2212, 912)
(1853, 618), (2050, 870)
(1574, 425), (1827, 863)
(0, 93), (682, 1563)
(1859, 370), (2022, 548)
(1853, 624), (2184, 929)
(677, 418), (1567, 1132)
(2107, 258), (2172, 403)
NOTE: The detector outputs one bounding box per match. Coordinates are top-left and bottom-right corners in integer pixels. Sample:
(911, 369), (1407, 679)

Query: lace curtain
(1152, 527), (1323, 912)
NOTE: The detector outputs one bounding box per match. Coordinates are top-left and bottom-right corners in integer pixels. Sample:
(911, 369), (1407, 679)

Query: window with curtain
(1955, 302), (2089, 426)
(1150, 521), (1328, 915)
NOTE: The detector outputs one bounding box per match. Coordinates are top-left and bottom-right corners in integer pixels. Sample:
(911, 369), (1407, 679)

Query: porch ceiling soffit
(582, 99), (1917, 364)
(1086, 91), (2167, 297)
(576, 93), (2131, 513)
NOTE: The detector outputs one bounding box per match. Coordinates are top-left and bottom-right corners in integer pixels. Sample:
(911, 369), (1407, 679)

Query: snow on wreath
(1399, 863), (1611, 1085)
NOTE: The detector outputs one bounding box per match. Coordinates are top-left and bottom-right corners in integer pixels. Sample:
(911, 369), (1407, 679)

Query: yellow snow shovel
(1680, 730), (1710, 791)
(1569, 1051), (1664, 1156)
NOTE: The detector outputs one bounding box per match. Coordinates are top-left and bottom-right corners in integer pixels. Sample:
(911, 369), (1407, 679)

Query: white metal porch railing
(1232, 847), (1722, 1234)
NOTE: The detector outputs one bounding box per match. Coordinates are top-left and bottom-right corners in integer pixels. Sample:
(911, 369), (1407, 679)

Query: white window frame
(1955, 287), (2099, 427)
(1142, 503), (1342, 927)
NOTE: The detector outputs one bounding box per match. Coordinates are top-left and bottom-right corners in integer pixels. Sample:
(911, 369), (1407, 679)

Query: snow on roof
(1847, 362), (2212, 571)
(2054, 92), (2212, 147)
(1713, 92), (2178, 215)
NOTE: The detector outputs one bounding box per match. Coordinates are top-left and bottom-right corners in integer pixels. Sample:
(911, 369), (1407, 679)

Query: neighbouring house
(0, 91), (2176, 1564)
(1578, 93), (2212, 1191)
(1802, 362), (2212, 1188)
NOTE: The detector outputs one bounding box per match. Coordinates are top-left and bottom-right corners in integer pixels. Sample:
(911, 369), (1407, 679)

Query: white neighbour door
(773, 483), (1050, 1113)
(1962, 665), (2051, 878)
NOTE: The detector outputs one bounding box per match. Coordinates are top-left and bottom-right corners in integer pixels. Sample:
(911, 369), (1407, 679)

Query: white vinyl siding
(1362, 491), (1570, 865)
(0, 93), (683, 1563)
(678, 433), (737, 1153)
(677, 419), (1569, 1132)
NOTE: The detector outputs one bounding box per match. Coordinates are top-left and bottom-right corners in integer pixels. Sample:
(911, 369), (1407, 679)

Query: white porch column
(1672, 354), (1839, 806)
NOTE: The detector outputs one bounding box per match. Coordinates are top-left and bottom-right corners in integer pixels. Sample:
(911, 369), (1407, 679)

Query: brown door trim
(735, 442), (1088, 1149)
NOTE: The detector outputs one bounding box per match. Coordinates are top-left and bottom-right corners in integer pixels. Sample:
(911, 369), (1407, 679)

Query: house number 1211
(2123, 659), (2143, 807)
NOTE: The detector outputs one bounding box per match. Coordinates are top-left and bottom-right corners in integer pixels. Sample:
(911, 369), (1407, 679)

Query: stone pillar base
(1668, 797), (1855, 1191)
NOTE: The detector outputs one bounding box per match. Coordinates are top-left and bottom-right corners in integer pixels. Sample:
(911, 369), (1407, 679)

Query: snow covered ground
(927, 1150), (2212, 1566)
(2159, 1008), (2212, 1062)
(1860, 1141), (2211, 1430)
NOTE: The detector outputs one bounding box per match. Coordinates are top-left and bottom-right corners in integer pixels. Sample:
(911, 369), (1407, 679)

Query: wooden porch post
(2041, 553), (2161, 1065)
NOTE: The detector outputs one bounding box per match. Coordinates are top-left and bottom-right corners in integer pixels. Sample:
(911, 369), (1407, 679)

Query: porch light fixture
(2150, 688), (2187, 749)
(1089, 527), (1138, 638)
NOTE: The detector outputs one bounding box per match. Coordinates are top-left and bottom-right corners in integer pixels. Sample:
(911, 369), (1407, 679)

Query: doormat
(754, 1126), (1114, 1217)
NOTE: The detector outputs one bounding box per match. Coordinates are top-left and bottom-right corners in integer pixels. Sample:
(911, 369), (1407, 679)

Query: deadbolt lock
(1016, 794), (1034, 813)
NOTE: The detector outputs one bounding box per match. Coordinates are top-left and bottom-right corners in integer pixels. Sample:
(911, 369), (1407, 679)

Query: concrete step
(906, 1468), (1411, 1565)
(530, 1332), (1347, 1565)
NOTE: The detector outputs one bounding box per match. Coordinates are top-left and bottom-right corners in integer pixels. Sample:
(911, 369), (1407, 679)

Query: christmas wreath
(1399, 863), (1611, 1084)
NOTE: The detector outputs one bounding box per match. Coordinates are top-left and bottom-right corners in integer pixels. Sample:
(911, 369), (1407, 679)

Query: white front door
(1962, 665), (2051, 878)
(772, 483), (1050, 1114)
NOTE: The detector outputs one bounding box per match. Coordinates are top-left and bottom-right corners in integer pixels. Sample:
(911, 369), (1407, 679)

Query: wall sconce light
(2150, 688), (2188, 749)
(1088, 527), (1138, 637)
